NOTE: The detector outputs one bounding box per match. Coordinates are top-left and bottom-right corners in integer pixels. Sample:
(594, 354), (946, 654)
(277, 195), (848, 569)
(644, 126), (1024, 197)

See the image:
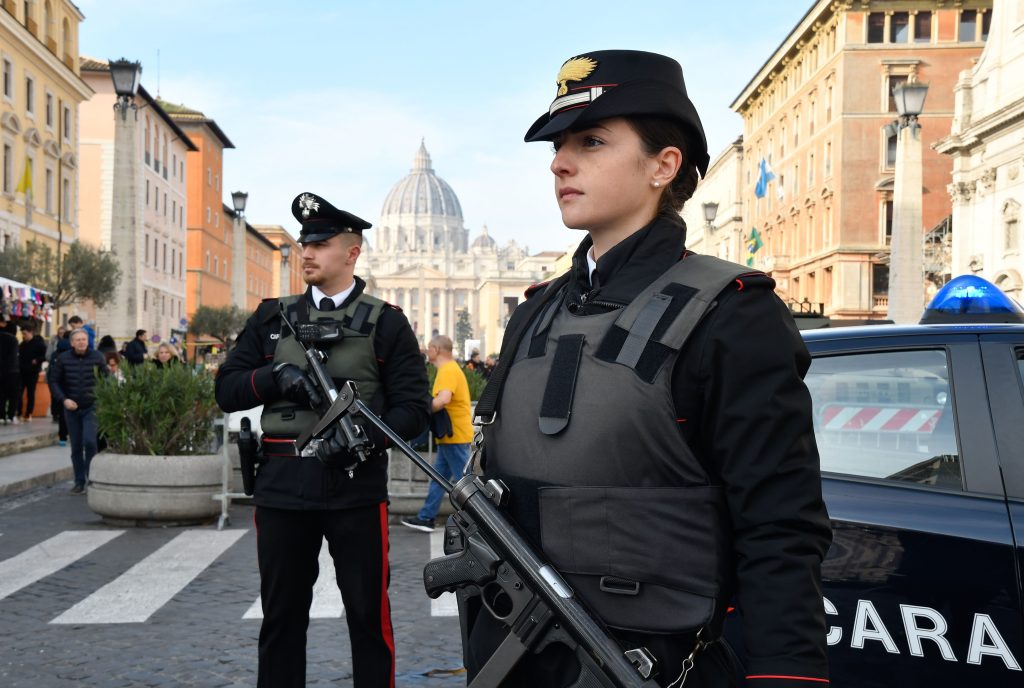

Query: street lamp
(107, 58), (143, 341)
(278, 244), (291, 297)
(231, 190), (248, 218)
(702, 202), (719, 231)
(109, 58), (141, 120)
(886, 78), (929, 324)
(231, 191), (248, 309)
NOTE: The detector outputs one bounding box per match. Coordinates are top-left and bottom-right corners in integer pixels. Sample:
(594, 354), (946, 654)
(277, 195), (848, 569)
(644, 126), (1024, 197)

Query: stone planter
(87, 452), (223, 527)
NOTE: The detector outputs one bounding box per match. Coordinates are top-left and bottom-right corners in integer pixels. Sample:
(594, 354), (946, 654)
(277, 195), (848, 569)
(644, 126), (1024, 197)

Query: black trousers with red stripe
(255, 503), (394, 688)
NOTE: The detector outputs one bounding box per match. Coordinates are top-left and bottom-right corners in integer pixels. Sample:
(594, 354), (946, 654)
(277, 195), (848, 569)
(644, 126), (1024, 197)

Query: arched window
(1003, 199), (1021, 253)
(42, 0), (52, 46)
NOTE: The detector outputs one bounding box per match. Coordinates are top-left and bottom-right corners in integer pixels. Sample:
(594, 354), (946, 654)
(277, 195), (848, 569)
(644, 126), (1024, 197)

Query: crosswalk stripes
(430, 529), (458, 617)
(0, 527), (458, 625)
(242, 538), (344, 620)
(0, 530), (124, 603)
(51, 529), (246, 624)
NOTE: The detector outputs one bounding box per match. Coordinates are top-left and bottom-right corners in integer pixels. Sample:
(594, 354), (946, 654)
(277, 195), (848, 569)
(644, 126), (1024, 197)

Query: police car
(801, 275), (1024, 686)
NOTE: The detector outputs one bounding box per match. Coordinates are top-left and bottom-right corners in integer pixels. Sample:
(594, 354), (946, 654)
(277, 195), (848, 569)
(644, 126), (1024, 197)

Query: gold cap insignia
(556, 56), (597, 97)
(298, 193), (320, 219)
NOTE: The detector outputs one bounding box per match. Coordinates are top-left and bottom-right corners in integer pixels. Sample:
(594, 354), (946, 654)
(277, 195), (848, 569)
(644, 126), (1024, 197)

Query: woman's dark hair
(626, 115), (700, 223)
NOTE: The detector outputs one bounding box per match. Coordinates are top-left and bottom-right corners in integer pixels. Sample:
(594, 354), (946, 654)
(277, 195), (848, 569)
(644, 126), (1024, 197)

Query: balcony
(873, 295), (889, 309)
(760, 254), (791, 272)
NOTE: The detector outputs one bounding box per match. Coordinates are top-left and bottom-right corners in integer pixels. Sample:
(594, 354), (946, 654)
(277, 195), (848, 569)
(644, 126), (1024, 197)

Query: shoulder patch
(524, 280), (551, 300)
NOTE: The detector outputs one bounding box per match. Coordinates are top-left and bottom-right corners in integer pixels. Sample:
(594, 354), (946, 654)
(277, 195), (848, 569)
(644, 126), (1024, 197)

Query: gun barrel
(354, 398), (453, 492)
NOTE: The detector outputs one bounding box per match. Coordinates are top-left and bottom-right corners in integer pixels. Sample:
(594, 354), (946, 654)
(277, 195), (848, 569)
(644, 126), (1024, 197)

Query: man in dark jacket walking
(124, 330), (148, 366)
(17, 323), (47, 421)
(48, 329), (108, 493)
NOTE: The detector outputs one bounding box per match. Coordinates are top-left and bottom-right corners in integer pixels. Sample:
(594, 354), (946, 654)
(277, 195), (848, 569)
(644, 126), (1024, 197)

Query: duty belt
(261, 437), (304, 458)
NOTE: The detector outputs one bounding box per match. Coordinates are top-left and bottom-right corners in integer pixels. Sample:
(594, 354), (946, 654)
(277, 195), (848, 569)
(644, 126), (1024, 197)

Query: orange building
(731, 0), (990, 320)
(157, 100), (234, 318)
(251, 224), (303, 298)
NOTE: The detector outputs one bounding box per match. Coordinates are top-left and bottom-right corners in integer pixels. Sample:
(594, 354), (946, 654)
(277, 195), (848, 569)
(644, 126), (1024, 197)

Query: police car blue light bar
(919, 275), (1024, 324)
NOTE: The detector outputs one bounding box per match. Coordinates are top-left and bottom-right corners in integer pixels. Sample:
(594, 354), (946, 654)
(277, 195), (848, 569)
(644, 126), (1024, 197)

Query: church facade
(363, 142), (562, 355)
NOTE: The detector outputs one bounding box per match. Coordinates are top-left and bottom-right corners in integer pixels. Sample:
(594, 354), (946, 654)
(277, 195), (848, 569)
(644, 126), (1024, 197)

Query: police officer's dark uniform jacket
(465, 50), (833, 688)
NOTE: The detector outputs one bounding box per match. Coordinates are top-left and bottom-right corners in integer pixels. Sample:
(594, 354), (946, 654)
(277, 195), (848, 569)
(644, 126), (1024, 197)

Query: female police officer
(467, 51), (833, 687)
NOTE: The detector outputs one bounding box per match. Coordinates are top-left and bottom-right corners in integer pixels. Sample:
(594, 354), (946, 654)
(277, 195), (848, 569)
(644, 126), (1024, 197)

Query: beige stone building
(684, 137), (746, 264)
(78, 58), (197, 344)
(363, 142), (560, 354)
(251, 224), (303, 299)
(0, 0), (88, 254)
(936, 0), (1024, 298)
(731, 0), (990, 319)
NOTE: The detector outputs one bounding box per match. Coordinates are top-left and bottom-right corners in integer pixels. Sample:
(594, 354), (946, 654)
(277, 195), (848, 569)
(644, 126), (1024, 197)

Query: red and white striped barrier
(819, 405), (942, 433)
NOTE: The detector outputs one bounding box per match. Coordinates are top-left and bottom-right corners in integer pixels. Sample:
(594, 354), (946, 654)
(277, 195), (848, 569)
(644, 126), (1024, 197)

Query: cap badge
(556, 56), (597, 96)
(298, 193), (320, 219)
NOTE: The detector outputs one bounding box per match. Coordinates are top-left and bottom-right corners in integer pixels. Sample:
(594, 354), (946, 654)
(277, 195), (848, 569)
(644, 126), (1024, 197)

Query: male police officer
(215, 193), (429, 688)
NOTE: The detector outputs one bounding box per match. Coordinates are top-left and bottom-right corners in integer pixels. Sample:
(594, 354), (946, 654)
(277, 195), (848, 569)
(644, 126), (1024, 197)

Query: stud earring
(652, 181), (661, 188)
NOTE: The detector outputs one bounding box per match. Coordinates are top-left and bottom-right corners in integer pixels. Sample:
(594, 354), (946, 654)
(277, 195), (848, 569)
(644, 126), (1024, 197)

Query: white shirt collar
(311, 282), (355, 310)
(586, 246), (598, 284)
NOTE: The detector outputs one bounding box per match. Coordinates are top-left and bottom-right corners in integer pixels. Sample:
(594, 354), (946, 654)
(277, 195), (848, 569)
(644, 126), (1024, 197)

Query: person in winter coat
(48, 329), (108, 494)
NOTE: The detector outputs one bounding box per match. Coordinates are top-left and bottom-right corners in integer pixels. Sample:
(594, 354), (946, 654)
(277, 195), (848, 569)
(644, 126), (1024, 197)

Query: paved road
(0, 483), (465, 687)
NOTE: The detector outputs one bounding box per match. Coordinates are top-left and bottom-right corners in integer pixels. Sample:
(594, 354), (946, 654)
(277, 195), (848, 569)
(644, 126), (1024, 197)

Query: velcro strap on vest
(347, 301), (374, 334)
(616, 292), (673, 368)
(538, 334), (585, 435)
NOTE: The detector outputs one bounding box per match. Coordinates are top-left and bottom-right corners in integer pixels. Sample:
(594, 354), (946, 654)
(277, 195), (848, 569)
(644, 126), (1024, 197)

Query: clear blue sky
(78, 0), (810, 253)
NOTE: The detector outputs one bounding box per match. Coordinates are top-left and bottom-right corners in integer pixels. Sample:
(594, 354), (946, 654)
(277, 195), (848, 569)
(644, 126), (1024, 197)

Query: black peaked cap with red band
(291, 192), (372, 245)
(524, 49), (710, 176)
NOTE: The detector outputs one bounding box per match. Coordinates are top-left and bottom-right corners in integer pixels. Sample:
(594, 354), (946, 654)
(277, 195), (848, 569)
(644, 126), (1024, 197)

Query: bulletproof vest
(483, 254), (749, 635)
(260, 293), (384, 437)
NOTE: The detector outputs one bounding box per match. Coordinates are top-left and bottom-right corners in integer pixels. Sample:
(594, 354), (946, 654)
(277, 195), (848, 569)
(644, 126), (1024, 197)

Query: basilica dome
(380, 141), (463, 220)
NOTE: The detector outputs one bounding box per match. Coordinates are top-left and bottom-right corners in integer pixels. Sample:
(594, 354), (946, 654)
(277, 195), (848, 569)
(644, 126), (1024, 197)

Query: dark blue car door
(805, 332), (1022, 687)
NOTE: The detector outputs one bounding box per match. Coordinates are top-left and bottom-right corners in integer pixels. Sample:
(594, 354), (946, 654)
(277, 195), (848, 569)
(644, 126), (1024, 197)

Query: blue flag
(754, 158), (776, 199)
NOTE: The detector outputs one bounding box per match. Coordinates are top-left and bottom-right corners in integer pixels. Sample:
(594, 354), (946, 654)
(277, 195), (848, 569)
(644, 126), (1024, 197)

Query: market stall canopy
(0, 275), (54, 322)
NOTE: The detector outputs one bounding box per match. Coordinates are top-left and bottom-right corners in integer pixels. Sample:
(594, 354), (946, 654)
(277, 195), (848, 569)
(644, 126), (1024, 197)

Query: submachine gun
(308, 376), (659, 688)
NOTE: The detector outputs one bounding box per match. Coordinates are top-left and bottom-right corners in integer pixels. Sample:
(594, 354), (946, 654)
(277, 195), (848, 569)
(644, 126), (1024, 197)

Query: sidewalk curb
(0, 431), (60, 458)
(0, 465), (73, 498)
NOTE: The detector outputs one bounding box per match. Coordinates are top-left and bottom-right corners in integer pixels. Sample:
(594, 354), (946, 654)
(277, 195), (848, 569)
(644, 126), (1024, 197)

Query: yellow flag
(15, 158), (32, 195)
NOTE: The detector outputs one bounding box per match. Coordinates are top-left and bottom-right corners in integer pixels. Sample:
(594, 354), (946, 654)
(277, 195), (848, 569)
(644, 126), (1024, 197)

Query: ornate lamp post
(702, 202), (719, 231)
(887, 78), (929, 324)
(231, 191), (248, 310)
(108, 58), (143, 339)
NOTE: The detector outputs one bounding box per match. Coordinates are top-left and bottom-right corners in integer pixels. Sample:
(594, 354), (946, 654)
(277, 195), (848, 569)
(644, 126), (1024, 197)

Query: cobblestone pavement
(0, 483), (465, 687)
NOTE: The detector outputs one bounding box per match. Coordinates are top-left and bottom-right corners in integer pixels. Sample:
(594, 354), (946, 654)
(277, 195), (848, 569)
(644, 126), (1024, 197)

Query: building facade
(233, 205), (277, 312)
(159, 100), (235, 320)
(684, 137), (746, 264)
(364, 142), (559, 354)
(731, 0), (991, 319)
(251, 223), (303, 299)
(936, 0), (1024, 297)
(78, 59), (196, 344)
(0, 0), (88, 255)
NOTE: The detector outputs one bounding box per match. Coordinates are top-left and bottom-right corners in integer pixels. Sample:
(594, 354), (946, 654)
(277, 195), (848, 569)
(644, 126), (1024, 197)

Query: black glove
(314, 418), (374, 470)
(272, 363), (324, 410)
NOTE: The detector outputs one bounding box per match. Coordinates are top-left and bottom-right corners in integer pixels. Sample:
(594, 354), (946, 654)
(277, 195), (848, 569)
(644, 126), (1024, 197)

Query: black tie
(319, 297), (335, 311)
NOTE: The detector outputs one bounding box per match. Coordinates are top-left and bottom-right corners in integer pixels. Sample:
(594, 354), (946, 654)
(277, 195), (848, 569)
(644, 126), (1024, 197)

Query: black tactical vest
(483, 254), (750, 635)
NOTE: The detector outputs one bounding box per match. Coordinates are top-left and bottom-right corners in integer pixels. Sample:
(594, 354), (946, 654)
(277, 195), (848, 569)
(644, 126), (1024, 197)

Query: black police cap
(524, 50), (710, 176)
(291, 192), (372, 244)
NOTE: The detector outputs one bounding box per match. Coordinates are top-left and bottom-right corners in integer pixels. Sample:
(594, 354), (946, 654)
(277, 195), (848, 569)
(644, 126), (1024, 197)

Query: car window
(805, 349), (962, 489)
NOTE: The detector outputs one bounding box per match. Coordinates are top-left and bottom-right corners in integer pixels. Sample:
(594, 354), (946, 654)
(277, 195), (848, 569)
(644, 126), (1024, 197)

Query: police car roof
(801, 321), (1024, 343)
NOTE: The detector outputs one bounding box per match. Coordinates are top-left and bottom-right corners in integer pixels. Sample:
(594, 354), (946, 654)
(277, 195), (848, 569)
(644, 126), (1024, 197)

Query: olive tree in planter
(90, 363), (222, 526)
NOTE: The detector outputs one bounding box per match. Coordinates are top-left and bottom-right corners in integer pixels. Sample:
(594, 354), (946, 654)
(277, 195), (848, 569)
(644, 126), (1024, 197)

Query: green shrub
(95, 363), (220, 455)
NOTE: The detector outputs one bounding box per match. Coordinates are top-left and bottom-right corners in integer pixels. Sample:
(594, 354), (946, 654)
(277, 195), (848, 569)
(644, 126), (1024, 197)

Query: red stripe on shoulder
(524, 281), (550, 299)
(386, 303), (403, 312)
(747, 676), (829, 684)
